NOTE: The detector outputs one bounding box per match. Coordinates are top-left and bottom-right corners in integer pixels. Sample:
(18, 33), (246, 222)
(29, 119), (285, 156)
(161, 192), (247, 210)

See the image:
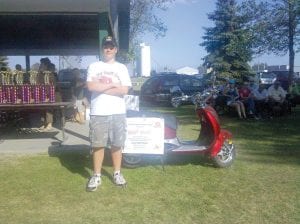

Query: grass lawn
(0, 106), (299, 224)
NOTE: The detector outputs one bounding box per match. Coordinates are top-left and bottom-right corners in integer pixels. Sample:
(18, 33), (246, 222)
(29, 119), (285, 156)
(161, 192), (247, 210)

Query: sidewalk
(0, 121), (90, 154)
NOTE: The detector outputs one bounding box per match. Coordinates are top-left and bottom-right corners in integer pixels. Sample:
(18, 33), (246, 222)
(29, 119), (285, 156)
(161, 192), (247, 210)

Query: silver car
(257, 72), (277, 85)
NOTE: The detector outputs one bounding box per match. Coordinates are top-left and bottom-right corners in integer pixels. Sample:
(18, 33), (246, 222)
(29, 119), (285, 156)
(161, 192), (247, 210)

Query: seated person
(223, 79), (247, 119)
(253, 83), (268, 118)
(72, 68), (88, 124)
(213, 82), (229, 114)
(238, 81), (256, 116)
(249, 77), (259, 92)
(267, 80), (287, 115)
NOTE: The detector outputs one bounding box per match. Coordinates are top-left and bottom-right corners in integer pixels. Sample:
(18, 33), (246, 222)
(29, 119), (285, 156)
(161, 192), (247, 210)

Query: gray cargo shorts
(89, 114), (126, 149)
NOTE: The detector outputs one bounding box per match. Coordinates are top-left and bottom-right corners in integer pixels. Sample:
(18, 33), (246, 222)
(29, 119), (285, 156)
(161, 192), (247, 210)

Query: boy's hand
(99, 76), (112, 84)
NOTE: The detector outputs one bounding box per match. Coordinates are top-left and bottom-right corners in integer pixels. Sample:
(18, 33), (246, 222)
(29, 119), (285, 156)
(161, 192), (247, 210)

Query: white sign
(123, 117), (164, 154)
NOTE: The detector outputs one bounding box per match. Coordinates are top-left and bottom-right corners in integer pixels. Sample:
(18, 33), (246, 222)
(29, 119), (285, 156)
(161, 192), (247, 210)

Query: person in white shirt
(253, 84), (268, 101)
(86, 36), (132, 191)
(267, 80), (287, 116)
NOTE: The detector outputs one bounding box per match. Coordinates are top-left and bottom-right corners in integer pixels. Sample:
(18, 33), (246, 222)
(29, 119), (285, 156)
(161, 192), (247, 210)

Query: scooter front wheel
(212, 141), (236, 168)
(122, 154), (142, 168)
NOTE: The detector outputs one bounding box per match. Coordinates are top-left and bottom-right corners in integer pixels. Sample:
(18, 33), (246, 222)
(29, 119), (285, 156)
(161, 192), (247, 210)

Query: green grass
(0, 106), (299, 224)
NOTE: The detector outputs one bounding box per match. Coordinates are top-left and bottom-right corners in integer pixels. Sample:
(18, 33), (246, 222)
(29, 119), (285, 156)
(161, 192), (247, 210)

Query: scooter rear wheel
(123, 154), (142, 168)
(212, 141), (236, 168)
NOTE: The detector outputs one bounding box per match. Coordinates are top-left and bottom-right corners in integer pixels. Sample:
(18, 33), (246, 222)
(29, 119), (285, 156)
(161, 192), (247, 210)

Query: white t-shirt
(267, 85), (286, 102)
(87, 61), (132, 115)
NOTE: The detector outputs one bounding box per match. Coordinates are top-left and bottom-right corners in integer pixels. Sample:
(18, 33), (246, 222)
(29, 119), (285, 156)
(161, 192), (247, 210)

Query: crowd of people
(216, 77), (299, 120)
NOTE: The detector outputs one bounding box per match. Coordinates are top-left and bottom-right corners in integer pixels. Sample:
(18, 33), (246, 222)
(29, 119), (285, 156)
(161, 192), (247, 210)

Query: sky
(7, 0), (300, 72)
(142, 0), (299, 72)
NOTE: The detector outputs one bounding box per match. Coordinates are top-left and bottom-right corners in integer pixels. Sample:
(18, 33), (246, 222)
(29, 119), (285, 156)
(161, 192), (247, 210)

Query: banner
(123, 117), (164, 154)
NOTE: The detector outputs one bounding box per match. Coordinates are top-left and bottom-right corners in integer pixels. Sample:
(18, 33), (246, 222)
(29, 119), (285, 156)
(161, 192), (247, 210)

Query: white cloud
(173, 0), (198, 4)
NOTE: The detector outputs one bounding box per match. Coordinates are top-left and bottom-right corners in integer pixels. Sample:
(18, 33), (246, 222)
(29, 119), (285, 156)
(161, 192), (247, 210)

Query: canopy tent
(0, 0), (130, 70)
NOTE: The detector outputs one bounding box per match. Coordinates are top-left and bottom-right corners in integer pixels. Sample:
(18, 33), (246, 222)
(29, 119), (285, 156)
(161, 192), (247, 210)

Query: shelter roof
(0, 0), (109, 14)
(0, 0), (129, 56)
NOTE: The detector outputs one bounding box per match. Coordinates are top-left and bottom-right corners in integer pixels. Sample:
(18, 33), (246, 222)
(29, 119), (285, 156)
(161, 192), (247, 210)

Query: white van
(256, 72), (277, 84)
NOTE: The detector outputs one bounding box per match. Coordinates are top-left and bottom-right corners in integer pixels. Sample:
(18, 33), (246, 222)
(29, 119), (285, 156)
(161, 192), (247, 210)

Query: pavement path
(0, 121), (90, 154)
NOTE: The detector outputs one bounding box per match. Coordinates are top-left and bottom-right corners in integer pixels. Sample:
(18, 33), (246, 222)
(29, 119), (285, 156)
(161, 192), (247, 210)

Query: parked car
(58, 68), (87, 83)
(57, 69), (87, 101)
(256, 72), (277, 85)
(257, 71), (298, 91)
(140, 73), (205, 106)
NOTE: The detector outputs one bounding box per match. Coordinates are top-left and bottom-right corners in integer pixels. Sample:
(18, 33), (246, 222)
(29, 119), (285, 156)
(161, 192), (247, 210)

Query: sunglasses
(103, 45), (115, 50)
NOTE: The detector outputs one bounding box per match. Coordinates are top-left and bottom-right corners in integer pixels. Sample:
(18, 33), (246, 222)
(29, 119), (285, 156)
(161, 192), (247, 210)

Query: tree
(201, 0), (253, 81)
(119, 0), (174, 63)
(241, 0), (300, 85)
(0, 56), (9, 69)
(59, 56), (82, 69)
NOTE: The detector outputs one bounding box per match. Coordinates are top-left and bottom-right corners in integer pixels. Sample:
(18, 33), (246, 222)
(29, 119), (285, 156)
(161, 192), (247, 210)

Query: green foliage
(240, 0), (300, 85)
(130, 0), (174, 41)
(201, 0), (252, 82)
(122, 0), (174, 63)
(0, 56), (9, 69)
(242, 0), (300, 55)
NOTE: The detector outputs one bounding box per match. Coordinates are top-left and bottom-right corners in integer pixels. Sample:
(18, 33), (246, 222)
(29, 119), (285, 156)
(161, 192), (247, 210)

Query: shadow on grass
(48, 144), (91, 178)
(239, 149), (300, 166)
(237, 139), (300, 166)
(165, 154), (215, 167)
(124, 153), (216, 170)
(48, 143), (216, 178)
(48, 144), (127, 181)
(221, 107), (300, 165)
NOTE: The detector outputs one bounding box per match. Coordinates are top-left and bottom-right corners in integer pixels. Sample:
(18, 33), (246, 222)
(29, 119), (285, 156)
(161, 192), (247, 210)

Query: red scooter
(123, 88), (236, 168)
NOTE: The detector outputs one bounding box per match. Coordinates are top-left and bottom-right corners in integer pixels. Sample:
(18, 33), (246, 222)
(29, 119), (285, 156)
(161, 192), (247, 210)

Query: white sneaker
(39, 123), (53, 132)
(86, 175), (101, 192)
(113, 173), (127, 186)
(38, 125), (46, 130)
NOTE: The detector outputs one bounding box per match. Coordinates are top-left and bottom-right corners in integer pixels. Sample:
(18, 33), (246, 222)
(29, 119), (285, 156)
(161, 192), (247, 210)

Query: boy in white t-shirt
(86, 36), (132, 191)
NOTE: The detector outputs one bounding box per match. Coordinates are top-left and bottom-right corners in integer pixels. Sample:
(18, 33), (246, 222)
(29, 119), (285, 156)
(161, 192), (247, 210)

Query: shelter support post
(99, 12), (109, 58)
(25, 55), (30, 72)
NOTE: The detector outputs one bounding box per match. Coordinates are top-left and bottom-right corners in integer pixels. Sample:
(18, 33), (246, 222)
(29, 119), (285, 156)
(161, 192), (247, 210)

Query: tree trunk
(288, 0), (296, 88)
